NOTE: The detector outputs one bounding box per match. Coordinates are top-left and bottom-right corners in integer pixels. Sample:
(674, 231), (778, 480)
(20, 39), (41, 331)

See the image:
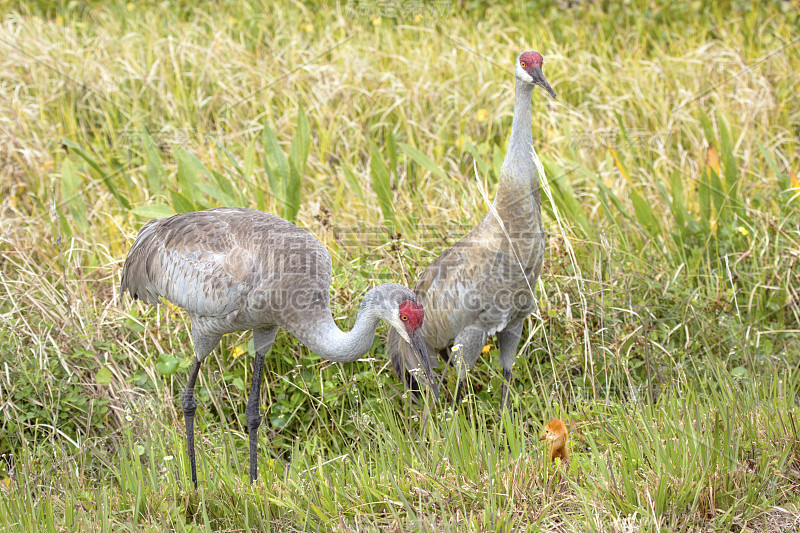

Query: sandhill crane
(389, 51), (555, 410)
(121, 207), (438, 488)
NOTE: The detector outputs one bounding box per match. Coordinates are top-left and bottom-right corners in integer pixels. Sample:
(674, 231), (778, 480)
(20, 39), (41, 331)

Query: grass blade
(757, 140), (788, 190)
(698, 168), (712, 225)
(169, 189), (196, 213)
(369, 142), (395, 227)
(342, 165), (365, 203)
(196, 181), (237, 206)
(142, 130), (166, 197)
(60, 157), (89, 234)
(262, 121), (290, 215)
(399, 142), (449, 182)
(62, 138), (131, 210)
(716, 113), (739, 210)
(289, 104), (310, 181)
(130, 204), (175, 218)
(610, 148), (660, 237)
(285, 105), (310, 222)
(175, 147), (212, 204)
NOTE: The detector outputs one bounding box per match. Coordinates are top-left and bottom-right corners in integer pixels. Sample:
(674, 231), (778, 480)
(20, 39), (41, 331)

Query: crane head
(373, 284), (439, 400)
(516, 51), (556, 99)
(392, 298), (439, 400)
(397, 299), (424, 333)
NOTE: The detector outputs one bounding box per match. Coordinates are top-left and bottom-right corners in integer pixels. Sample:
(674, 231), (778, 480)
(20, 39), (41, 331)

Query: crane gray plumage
(388, 51), (555, 409)
(121, 207), (437, 488)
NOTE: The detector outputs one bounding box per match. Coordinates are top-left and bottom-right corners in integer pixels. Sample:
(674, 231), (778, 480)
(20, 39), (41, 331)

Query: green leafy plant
(263, 104), (310, 223)
(368, 140), (396, 228)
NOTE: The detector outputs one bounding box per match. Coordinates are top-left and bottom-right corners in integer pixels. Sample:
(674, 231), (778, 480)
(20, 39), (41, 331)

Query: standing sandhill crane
(121, 207), (438, 488)
(389, 51), (556, 410)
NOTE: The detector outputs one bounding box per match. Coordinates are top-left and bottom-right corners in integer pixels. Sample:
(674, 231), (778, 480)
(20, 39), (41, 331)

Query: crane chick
(540, 418), (569, 462)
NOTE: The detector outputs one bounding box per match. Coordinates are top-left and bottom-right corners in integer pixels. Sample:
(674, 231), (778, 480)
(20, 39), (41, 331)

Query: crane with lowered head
(121, 207), (438, 488)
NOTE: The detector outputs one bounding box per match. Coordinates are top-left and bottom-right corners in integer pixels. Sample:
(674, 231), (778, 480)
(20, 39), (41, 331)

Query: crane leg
(451, 327), (485, 408)
(181, 357), (202, 490)
(182, 329), (221, 489)
(247, 326), (278, 484)
(496, 319), (523, 412)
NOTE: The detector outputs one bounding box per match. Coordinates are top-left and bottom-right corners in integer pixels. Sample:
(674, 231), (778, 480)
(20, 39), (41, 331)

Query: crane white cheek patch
(515, 63), (533, 84)
(391, 309), (412, 344)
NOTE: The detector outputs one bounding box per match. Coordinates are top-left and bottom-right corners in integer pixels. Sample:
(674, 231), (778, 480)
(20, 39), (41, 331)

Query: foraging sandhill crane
(121, 207), (437, 488)
(389, 51), (555, 409)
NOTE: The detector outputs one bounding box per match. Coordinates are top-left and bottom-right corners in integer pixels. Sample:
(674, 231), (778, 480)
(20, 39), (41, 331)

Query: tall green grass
(0, 0), (798, 530)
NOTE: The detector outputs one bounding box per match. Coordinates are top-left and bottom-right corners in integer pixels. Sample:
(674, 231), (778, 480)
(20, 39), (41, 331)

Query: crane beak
(409, 329), (440, 401)
(532, 65), (556, 99)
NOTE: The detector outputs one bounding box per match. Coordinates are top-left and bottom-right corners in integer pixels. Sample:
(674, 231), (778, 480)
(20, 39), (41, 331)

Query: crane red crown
(520, 51), (543, 67)
(398, 299), (424, 331)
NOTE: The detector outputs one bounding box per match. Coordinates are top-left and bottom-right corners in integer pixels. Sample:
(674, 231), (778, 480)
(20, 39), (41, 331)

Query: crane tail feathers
(120, 219), (164, 305)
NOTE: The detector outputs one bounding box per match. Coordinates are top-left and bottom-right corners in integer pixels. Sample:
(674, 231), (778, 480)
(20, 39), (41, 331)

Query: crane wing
(121, 210), (251, 316)
(414, 220), (539, 348)
(414, 235), (491, 348)
(121, 208), (332, 320)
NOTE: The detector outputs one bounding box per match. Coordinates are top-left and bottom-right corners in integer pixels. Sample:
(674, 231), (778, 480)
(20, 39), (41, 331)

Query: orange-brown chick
(540, 419), (569, 462)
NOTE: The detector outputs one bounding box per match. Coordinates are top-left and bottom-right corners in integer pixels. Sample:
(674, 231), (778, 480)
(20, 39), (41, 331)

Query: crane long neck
(492, 81), (541, 231)
(294, 293), (382, 363)
(501, 82), (535, 181)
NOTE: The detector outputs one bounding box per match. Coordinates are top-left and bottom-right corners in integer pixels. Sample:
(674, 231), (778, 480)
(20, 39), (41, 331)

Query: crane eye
(520, 60), (526, 68)
(400, 314), (409, 322)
